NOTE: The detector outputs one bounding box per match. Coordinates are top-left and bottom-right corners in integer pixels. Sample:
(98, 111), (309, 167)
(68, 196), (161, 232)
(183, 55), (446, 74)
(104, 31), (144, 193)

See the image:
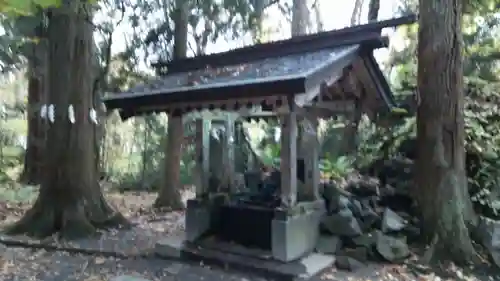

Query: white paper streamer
(40, 104), (47, 119)
(68, 105), (75, 123)
(48, 104), (55, 123)
(301, 119), (316, 136)
(89, 108), (98, 124)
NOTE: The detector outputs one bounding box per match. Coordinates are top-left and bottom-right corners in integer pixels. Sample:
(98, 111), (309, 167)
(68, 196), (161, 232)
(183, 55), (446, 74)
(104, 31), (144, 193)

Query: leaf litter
(0, 189), (499, 281)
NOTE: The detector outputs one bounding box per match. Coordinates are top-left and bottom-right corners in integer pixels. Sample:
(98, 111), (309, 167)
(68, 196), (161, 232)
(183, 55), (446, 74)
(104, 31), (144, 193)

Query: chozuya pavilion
(103, 15), (416, 279)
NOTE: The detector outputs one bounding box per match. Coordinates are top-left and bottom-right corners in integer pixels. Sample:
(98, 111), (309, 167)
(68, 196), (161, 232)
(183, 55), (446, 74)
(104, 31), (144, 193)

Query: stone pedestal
(272, 200), (325, 262)
(185, 199), (212, 242)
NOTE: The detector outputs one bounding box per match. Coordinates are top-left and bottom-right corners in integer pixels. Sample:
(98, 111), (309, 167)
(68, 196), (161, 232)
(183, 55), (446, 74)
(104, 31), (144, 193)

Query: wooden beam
(195, 119), (211, 197)
(280, 101), (298, 207)
(222, 114), (236, 193)
(301, 117), (320, 200)
(295, 70), (342, 107)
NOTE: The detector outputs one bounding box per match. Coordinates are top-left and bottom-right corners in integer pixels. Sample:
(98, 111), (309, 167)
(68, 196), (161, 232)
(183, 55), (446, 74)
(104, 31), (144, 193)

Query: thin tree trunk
(367, 0), (380, 23)
(350, 0), (365, 26)
(415, 0), (478, 264)
(7, 3), (128, 239)
(154, 0), (188, 209)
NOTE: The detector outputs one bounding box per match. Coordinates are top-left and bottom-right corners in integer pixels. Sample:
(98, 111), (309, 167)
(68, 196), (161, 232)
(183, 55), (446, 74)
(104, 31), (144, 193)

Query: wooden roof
(103, 15), (417, 120)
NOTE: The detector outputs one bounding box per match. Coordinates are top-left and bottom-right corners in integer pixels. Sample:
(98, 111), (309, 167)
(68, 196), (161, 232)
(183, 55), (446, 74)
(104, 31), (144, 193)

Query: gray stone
(165, 262), (184, 275)
(155, 234), (185, 258)
(477, 215), (500, 249)
(335, 256), (365, 271)
(272, 202), (325, 262)
(109, 275), (151, 281)
(349, 199), (364, 217)
(360, 207), (380, 230)
(185, 201), (212, 242)
(298, 253), (336, 278)
(315, 235), (342, 254)
(381, 208), (406, 233)
(322, 183), (351, 213)
(352, 232), (377, 248)
(375, 232), (410, 262)
(321, 208), (362, 237)
(490, 249), (500, 268)
(338, 247), (368, 263)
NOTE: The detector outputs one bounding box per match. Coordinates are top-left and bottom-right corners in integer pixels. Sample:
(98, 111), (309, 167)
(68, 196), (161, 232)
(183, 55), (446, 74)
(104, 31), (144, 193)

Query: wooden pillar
(302, 117), (320, 200)
(222, 114), (236, 193)
(195, 118), (211, 197)
(280, 101), (298, 207)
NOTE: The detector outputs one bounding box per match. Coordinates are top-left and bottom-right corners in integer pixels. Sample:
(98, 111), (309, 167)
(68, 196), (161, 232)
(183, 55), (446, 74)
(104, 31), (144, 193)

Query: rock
(165, 262), (184, 275)
(381, 208), (406, 233)
(322, 183), (351, 213)
(360, 207), (380, 230)
(349, 199), (364, 217)
(352, 232), (377, 248)
(345, 181), (379, 197)
(109, 275), (151, 281)
(321, 208), (363, 237)
(338, 247), (368, 263)
(490, 249), (500, 268)
(315, 235), (342, 254)
(335, 256), (365, 271)
(375, 232), (410, 262)
(402, 225), (421, 243)
(155, 235), (185, 258)
(477, 215), (500, 249)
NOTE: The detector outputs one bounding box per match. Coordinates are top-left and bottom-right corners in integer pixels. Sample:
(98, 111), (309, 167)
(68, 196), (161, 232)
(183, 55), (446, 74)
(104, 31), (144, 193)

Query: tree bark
(350, 0), (365, 26)
(7, 3), (128, 239)
(415, 0), (478, 264)
(291, 0), (309, 36)
(20, 65), (45, 185)
(154, 0), (188, 209)
(20, 20), (47, 185)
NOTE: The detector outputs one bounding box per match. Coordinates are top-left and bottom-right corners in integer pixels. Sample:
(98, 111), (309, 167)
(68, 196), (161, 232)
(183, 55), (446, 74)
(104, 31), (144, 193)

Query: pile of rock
(316, 176), (419, 271)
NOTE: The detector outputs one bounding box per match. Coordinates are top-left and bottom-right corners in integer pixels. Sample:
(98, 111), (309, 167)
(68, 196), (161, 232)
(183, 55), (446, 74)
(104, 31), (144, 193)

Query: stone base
(185, 199), (213, 242)
(185, 198), (325, 263)
(155, 232), (185, 258)
(156, 226), (332, 280)
(182, 241), (334, 281)
(272, 200), (325, 262)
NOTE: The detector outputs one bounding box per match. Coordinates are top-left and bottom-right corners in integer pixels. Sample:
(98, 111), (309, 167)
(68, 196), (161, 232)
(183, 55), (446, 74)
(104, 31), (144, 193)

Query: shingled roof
(103, 15), (417, 119)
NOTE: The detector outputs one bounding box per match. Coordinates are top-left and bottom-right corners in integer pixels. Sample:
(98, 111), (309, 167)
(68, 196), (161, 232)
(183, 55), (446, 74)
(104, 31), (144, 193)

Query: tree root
(5, 194), (131, 239)
(0, 236), (150, 259)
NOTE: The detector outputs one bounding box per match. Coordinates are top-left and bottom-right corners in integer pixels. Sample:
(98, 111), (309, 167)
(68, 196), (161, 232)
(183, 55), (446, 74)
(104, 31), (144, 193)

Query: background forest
(1, 0), (498, 216)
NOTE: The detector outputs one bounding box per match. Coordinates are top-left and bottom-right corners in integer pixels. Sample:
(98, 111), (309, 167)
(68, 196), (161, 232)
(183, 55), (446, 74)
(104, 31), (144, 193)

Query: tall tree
(20, 14), (47, 185)
(7, 1), (128, 238)
(291, 0), (309, 36)
(415, 0), (479, 263)
(154, 0), (188, 209)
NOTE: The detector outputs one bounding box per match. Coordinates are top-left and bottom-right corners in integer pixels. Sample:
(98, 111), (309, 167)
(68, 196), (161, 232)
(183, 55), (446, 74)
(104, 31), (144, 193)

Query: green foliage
(320, 155), (354, 180)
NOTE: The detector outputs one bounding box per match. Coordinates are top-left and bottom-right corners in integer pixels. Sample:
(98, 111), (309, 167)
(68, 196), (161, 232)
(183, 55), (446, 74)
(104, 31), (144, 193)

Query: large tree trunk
(20, 20), (47, 185)
(20, 65), (45, 185)
(291, 0), (309, 36)
(154, 0), (188, 209)
(7, 3), (128, 239)
(415, 0), (478, 264)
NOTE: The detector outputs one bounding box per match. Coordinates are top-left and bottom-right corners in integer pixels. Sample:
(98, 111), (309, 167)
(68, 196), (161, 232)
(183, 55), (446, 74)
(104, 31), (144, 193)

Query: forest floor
(0, 185), (498, 281)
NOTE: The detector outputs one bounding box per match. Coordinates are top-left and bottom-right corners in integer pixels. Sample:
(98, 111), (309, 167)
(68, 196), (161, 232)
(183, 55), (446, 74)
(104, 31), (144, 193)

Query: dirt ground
(0, 188), (499, 281)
